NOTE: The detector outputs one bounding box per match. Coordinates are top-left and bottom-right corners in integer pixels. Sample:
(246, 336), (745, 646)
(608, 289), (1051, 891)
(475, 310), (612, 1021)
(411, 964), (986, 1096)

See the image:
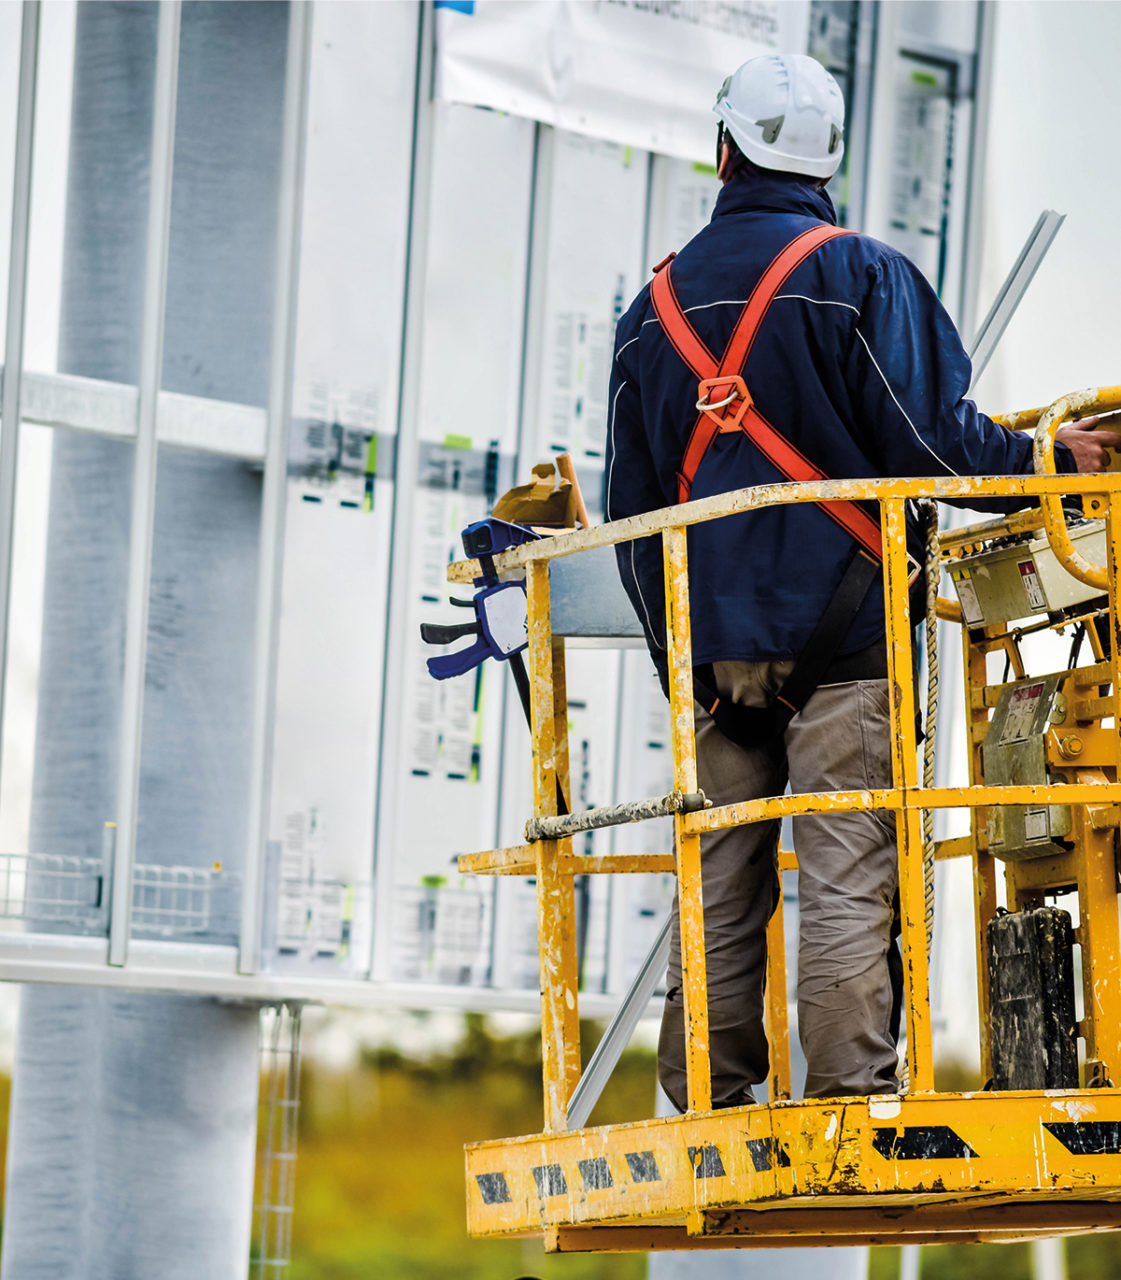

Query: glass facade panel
(1, 4), (165, 940)
(265, 1), (418, 977)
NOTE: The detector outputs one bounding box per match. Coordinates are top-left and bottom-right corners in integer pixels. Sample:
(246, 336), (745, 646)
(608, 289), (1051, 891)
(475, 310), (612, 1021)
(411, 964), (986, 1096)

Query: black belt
(693, 548), (882, 751)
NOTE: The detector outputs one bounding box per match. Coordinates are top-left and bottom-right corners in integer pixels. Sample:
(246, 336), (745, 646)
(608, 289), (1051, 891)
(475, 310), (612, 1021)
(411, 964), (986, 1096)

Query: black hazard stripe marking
(475, 1172), (512, 1205)
(480, 1147), (675, 1205)
(1045, 1122), (1121, 1155)
(688, 1144), (726, 1177)
(745, 1136), (791, 1172)
(872, 1126), (976, 1160)
(532, 1163), (567, 1197)
(578, 1156), (613, 1191)
(625, 1150), (661, 1183)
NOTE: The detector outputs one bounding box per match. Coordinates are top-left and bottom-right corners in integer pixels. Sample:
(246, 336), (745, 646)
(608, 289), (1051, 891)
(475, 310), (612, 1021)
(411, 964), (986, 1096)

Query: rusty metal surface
(466, 1090), (1121, 1242)
(458, 844), (676, 876)
(662, 525), (711, 1114)
(1032, 386), (1121, 590)
(447, 473), (1121, 586)
(454, 416), (1121, 1248)
(526, 563), (580, 1132)
(764, 890), (791, 1103)
(525, 789), (708, 843)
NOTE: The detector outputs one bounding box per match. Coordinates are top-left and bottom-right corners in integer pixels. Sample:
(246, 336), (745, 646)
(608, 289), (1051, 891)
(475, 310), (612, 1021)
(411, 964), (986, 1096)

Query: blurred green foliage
(6, 1016), (1121, 1278)
(271, 1016), (1121, 1279)
(281, 1016), (650, 1280)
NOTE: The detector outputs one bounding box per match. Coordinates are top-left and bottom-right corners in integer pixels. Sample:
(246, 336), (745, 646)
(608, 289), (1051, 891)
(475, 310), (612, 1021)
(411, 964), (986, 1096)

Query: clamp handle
(426, 632), (493, 680)
(423, 581), (528, 680)
(1033, 385), (1121, 591)
(420, 620), (479, 646)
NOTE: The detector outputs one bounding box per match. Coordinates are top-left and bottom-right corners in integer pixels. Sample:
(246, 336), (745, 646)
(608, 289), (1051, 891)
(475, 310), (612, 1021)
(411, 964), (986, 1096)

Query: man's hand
(1055, 413), (1121, 473)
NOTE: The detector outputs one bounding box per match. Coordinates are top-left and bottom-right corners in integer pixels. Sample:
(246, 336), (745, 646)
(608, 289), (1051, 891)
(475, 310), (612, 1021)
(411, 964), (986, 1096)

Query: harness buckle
(696, 375), (752, 431)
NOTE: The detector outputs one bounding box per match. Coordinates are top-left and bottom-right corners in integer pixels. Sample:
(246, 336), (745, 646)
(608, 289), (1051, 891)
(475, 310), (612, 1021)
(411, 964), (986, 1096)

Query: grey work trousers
(658, 660), (900, 1108)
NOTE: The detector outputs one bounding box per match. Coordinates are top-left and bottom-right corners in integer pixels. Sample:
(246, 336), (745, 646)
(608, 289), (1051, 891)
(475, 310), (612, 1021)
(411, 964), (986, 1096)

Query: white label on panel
(1024, 808), (1049, 842)
(999, 682), (1046, 746)
(1017, 560), (1046, 611)
(953, 571), (983, 626)
(273, 807), (364, 965)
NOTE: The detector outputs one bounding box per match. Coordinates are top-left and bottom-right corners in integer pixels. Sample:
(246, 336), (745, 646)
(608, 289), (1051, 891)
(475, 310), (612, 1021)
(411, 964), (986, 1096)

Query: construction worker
(604, 53), (1120, 1108)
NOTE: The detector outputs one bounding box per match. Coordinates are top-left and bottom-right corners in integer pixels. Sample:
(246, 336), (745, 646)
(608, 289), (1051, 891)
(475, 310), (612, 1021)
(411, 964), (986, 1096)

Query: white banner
(433, 0), (811, 163)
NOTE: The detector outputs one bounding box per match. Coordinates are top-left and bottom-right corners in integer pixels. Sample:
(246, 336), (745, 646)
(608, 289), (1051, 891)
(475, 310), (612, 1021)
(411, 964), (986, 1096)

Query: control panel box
(948, 519), (1107, 627)
(982, 674), (1072, 861)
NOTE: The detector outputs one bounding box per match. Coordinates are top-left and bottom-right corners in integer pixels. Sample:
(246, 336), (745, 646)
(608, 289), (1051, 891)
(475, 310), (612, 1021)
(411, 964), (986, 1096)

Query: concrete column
(3, 4), (289, 1276)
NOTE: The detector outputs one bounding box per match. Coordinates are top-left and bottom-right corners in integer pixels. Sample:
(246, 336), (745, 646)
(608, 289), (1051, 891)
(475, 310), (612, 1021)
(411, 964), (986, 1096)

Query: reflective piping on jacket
(853, 327), (961, 477)
(606, 375), (664, 651)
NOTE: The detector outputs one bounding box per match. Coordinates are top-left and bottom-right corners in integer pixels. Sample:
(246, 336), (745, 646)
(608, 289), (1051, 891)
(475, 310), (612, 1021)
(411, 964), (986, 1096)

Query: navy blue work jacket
(604, 170), (1073, 678)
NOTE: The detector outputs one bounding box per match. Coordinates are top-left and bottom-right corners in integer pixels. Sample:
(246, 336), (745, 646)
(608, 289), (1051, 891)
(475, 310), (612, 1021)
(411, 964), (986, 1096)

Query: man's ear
(717, 142), (732, 183)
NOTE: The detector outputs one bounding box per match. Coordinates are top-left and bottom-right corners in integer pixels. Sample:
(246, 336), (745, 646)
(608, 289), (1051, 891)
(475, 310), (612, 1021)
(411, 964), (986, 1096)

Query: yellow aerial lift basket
(453, 387), (1121, 1252)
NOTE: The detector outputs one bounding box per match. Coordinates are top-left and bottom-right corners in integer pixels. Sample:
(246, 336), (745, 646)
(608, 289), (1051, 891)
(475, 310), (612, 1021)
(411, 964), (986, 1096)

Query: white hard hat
(714, 54), (845, 180)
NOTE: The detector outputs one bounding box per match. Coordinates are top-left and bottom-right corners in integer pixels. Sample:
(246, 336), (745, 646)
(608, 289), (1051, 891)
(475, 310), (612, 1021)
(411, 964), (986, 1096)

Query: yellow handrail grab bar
(993, 405), (1047, 432)
(1032, 385), (1121, 591)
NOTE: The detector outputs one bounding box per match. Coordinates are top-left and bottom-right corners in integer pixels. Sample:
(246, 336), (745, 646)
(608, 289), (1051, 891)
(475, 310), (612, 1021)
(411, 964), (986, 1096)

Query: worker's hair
(721, 131), (829, 191)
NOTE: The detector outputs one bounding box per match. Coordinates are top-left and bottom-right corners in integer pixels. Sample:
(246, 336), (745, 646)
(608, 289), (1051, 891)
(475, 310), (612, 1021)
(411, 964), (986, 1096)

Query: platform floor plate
(466, 1091), (1121, 1248)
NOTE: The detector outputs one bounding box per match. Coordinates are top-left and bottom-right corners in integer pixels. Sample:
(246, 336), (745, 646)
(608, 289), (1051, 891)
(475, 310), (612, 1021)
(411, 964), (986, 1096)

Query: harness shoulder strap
(721, 224), (850, 376)
(650, 266), (717, 381)
(651, 224), (848, 383)
(652, 224), (881, 561)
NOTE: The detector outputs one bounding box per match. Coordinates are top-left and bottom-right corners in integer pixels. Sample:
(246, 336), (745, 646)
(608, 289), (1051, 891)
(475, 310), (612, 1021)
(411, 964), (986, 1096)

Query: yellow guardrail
(1033, 384), (1121, 591)
(453, 399), (1121, 1128)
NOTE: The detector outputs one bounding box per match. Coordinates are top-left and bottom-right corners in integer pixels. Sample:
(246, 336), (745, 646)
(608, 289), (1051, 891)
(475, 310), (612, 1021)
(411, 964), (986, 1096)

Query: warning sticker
(1024, 808), (1050, 842)
(1018, 560), (1047, 611)
(1000, 682), (1046, 744)
(955, 571), (984, 625)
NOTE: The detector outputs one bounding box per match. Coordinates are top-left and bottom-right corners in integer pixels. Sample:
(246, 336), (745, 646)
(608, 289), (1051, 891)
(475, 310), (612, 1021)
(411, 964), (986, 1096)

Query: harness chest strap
(649, 223), (883, 562)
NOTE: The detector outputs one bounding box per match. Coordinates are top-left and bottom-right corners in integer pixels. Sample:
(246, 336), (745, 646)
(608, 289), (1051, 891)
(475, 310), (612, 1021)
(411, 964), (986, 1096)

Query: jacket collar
(711, 167), (838, 226)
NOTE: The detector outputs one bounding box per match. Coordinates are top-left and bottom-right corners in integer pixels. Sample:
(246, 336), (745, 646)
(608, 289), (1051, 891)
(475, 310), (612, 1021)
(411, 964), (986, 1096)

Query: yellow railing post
(526, 559), (581, 1130)
(764, 871), (792, 1102)
(662, 525), (711, 1113)
(882, 497), (934, 1092)
(1078, 491), (1121, 1084)
(1107, 493), (1121, 773)
(966, 627), (998, 1082)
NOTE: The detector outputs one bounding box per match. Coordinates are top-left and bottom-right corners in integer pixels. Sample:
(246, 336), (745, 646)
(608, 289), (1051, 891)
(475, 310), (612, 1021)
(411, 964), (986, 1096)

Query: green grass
(279, 1024), (1121, 1279)
(6, 1020), (1121, 1278)
(283, 1017), (650, 1280)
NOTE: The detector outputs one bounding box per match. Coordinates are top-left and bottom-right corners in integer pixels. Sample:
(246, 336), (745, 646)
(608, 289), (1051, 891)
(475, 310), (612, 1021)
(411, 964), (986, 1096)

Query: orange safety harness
(649, 224), (899, 745)
(650, 223), (884, 559)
